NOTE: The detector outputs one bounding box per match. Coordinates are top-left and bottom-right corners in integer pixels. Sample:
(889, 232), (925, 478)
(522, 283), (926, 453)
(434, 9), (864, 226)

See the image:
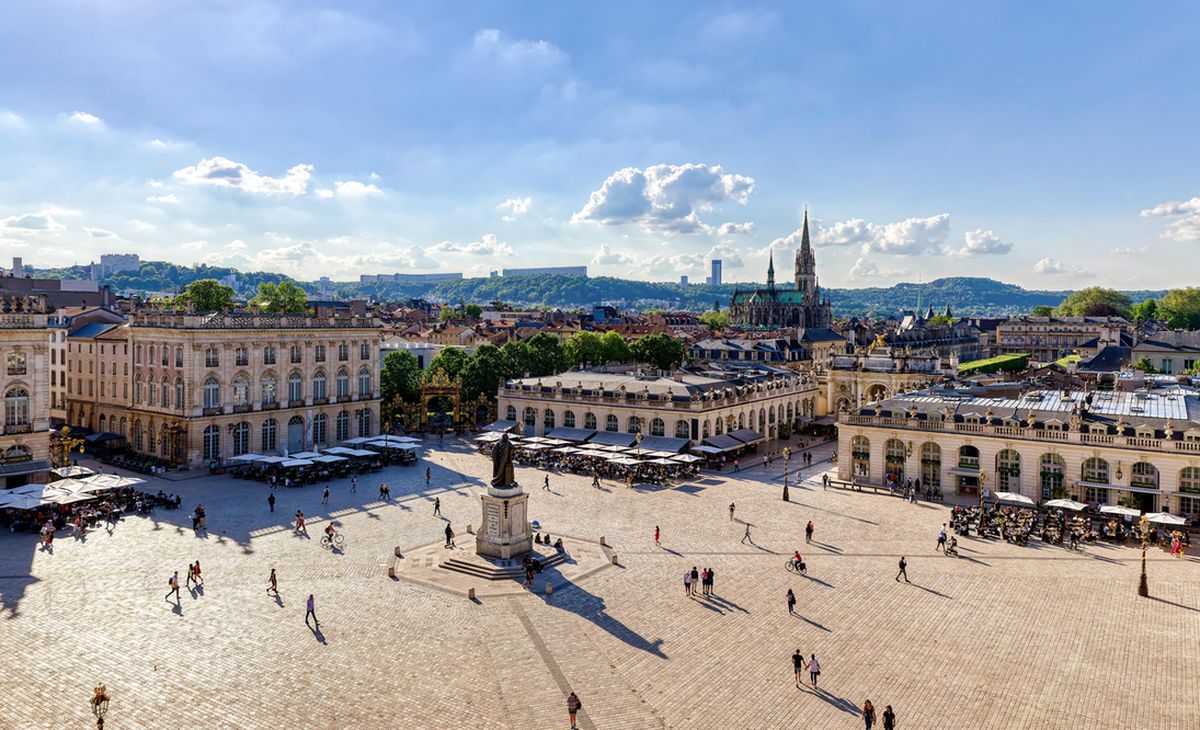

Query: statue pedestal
(476, 485), (532, 560)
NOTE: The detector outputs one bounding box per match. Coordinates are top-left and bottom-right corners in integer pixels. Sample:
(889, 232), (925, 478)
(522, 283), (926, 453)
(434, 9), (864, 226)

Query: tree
(1157, 288), (1200, 329)
(425, 347), (469, 381)
(1053, 287), (1131, 318)
(1131, 298), (1159, 324)
(463, 303), (483, 319)
(250, 280), (308, 314)
(499, 340), (533, 378)
(438, 306), (456, 322)
(598, 330), (632, 364)
(1133, 357), (1157, 374)
(380, 351), (421, 404)
(926, 314), (958, 326)
(175, 279), (235, 312)
(1030, 305), (1054, 317)
(631, 333), (688, 370)
(699, 309), (730, 330)
(526, 332), (567, 376)
(563, 331), (604, 368)
(459, 344), (506, 401)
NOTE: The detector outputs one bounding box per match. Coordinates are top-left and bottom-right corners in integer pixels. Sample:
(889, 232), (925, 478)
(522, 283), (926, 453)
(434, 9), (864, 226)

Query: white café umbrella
(1044, 499), (1087, 511)
(1146, 512), (1187, 526)
(0, 494), (46, 510)
(995, 491), (1036, 506)
(670, 454), (704, 463)
(229, 454), (265, 463)
(280, 459), (314, 468)
(1100, 505), (1142, 518)
(52, 465), (95, 479)
(289, 451), (323, 459)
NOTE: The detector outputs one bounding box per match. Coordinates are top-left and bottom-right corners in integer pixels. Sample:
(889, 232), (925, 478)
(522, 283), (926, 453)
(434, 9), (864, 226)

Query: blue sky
(2, 1), (1198, 288)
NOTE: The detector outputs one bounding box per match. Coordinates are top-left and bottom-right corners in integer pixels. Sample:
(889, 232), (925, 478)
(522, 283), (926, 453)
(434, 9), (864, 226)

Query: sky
(2, 0), (1199, 289)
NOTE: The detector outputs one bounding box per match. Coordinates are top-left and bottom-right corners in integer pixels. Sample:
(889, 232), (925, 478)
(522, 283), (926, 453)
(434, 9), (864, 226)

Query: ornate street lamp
(90, 684), (110, 729)
(1137, 514), (1150, 598)
(634, 430), (643, 459)
(51, 426), (86, 468)
(978, 470), (989, 510)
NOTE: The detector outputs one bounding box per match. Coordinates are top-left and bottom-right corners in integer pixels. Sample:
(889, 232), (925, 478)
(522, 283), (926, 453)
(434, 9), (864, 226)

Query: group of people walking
(682, 565), (715, 596)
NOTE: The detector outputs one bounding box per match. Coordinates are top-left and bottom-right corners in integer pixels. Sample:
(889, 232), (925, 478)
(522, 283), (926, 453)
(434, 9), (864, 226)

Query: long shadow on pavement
(536, 565), (667, 659)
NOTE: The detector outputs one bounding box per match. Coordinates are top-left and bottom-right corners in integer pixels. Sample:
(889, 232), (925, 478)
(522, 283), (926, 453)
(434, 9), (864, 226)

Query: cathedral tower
(794, 208), (818, 302)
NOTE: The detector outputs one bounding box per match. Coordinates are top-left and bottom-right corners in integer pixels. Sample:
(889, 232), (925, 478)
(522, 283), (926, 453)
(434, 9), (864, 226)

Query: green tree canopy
(1133, 356), (1157, 374)
(598, 330), (632, 364)
(175, 279), (236, 312)
(699, 309), (730, 330)
(250, 280), (308, 314)
(380, 350), (422, 404)
(1157, 288), (1200, 329)
(563, 331), (604, 368)
(1131, 298), (1159, 324)
(630, 333), (688, 370)
(437, 305), (456, 322)
(459, 343), (506, 401)
(425, 347), (469, 381)
(1053, 287), (1132, 318)
(499, 340), (532, 378)
(526, 332), (567, 376)
(463, 303), (483, 319)
(1030, 305), (1054, 317)
(925, 314), (958, 326)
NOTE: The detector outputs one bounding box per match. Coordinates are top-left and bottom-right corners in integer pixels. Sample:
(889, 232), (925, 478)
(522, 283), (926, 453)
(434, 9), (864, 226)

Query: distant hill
(36, 260), (1166, 317)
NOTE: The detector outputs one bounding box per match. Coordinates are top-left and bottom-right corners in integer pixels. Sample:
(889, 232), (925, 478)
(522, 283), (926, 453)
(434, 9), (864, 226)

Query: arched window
(203, 378), (220, 409)
(605, 414), (618, 432)
(358, 368), (371, 397)
(288, 372), (303, 403)
(1179, 466), (1200, 493)
(650, 417), (665, 436)
(920, 442), (941, 489)
(313, 413), (327, 445)
(358, 409), (372, 437)
(675, 421), (690, 439)
(134, 376), (144, 404)
(523, 407), (536, 427)
(997, 449), (1021, 493)
(160, 344), (169, 366)
(336, 410), (350, 441)
(147, 377), (157, 406)
(118, 416), (127, 437)
(584, 412), (597, 430)
(714, 418), (724, 435)
(1130, 462), (1158, 491)
(313, 371), (327, 401)
(543, 408), (556, 429)
(203, 425), (220, 460)
(4, 387), (30, 427)
(174, 378), (183, 409)
(2, 444), (32, 463)
(147, 423), (155, 453)
(261, 375), (277, 405)
(702, 420), (710, 438)
(563, 410), (575, 428)
(885, 438), (906, 482)
(161, 377), (170, 408)
(627, 415), (640, 433)
(1040, 453), (1065, 500)
(958, 445), (980, 469)
(1082, 457), (1110, 504)
(738, 412), (745, 429)
(132, 420), (143, 450)
(175, 346), (183, 367)
(851, 435), (871, 479)
(505, 405), (516, 422)
(233, 422), (250, 456)
(336, 369), (350, 398)
(262, 418), (278, 452)
(98, 414), (107, 432)
(233, 376), (250, 406)
(148, 345), (156, 363)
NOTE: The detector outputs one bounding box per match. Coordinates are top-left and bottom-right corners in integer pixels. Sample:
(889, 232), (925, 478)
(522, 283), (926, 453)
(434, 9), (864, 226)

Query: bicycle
(320, 533), (345, 550)
(784, 558), (807, 574)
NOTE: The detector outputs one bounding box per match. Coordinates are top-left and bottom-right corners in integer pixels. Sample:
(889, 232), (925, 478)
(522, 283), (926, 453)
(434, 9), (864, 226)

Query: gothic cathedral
(728, 210), (833, 329)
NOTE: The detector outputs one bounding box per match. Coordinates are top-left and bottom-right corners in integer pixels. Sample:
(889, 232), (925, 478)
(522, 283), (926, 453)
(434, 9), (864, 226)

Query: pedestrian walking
(707, 567), (716, 595)
(690, 566), (699, 596)
(165, 571), (180, 601)
(350, 476), (357, 493)
(267, 568), (278, 595)
(822, 473), (829, 490)
(267, 492), (276, 512)
(566, 691), (582, 729)
(805, 520), (814, 544)
(936, 524), (947, 553)
(378, 483), (387, 500)
(425, 467), (431, 485)
(729, 502), (736, 520)
(734, 458), (740, 472)
(882, 705), (896, 730)
(741, 521), (752, 544)
(591, 472), (600, 489)
(683, 569), (693, 596)
(786, 588), (796, 614)
(185, 562), (196, 588)
(295, 510), (306, 533)
(792, 649), (806, 687)
(896, 556), (909, 582)
(808, 653), (821, 687)
(433, 497), (441, 516)
(445, 522), (455, 548)
(322, 486), (330, 504)
(863, 700), (877, 730)
(543, 475), (550, 491)
(654, 525), (660, 545)
(193, 560), (203, 586)
(763, 455), (769, 470)
(305, 593), (319, 629)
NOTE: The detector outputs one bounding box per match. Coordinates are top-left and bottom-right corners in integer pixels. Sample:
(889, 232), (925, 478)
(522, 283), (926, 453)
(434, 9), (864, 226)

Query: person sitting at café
(553, 537), (564, 551)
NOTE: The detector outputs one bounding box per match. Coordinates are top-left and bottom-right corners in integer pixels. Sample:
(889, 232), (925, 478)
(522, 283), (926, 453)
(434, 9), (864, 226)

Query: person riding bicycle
(945, 535), (958, 556)
(324, 523), (338, 541)
(791, 551), (807, 573)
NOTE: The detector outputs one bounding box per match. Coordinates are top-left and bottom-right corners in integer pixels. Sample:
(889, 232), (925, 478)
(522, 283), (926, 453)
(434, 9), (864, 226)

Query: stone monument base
(476, 486), (533, 559)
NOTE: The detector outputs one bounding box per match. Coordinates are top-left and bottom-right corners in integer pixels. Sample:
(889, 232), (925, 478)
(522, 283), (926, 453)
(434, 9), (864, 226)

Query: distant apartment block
(89, 253), (141, 279)
(680, 275), (689, 286)
(360, 273), (464, 284)
(500, 266), (587, 277)
(710, 259), (723, 286)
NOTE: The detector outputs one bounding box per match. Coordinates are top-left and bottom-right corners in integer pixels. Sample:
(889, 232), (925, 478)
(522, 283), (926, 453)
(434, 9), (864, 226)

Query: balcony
(337, 395), (352, 403)
(232, 403), (253, 414)
(2, 423), (32, 435)
(261, 401), (280, 411)
(202, 406), (224, 416)
(313, 397), (329, 406)
(288, 399), (306, 408)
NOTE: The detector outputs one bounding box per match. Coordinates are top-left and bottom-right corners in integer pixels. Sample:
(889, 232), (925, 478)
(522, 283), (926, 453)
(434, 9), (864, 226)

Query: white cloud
(716, 221), (754, 235)
(590, 243), (636, 267)
(1033, 257), (1091, 277)
(173, 156), (313, 196)
(68, 111), (103, 126)
(181, 240), (207, 250)
(0, 210), (67, 233)
(1140, 196), (1200, 241)
(129, 220), (157, 231)
(573, 163), (755, 234)
(858, 214), (952, 255)
(429, 233), (513, 256)
(705, 244), (743, 270)
(84, 227), (118, 238)
(845, 257), (912, 282)
(498, 196), (533, 221)
(333, 180), (383, 198)
(951, 229), (1013, 257)
(812, 218), (874, 248)
(1113, 246), (1149, 255)
(645, 253), (704, 276)
(226, 239), (247, 250)
(144, 138), (188, 151)
(146, 193), (180, 204)
(0, 111), (26, 128)
(315, 189), (334, 199)
(472, 29), (565, 69)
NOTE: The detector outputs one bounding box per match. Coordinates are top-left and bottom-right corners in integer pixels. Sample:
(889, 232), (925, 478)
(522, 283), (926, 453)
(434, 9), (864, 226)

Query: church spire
(794, 206), (818, 299)
(800, 207), (811, 257)
(767, 250), (776, 289)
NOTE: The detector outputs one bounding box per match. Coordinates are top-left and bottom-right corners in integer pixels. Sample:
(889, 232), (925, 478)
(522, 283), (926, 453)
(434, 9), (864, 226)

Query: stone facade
(0, 296), (52, 486)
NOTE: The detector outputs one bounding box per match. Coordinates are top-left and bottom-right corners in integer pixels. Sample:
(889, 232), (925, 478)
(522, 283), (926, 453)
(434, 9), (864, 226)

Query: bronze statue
(491, 433), (516, 488)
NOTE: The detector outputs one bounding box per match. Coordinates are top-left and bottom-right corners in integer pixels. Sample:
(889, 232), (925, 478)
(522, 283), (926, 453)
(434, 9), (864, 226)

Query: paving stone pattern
(1, 438), (1197, 729)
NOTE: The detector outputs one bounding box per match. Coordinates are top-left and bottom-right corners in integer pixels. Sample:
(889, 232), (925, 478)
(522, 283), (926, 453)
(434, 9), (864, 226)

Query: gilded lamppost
(1137, 513), (1151, 598)
(50, 426), (86, 468)
(978, 470), (989, 511)
(90, 684), (110, 729)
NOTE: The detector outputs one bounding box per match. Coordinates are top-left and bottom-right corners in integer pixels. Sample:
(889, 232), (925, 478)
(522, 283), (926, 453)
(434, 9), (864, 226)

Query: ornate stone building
(68, 311), (382, 467)
(729, 211), (833, 330)
(0, 295), (51, 487)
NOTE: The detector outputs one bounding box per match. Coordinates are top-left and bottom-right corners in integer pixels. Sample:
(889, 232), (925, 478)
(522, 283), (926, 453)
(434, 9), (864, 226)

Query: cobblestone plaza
(2, 438), (1197, 729)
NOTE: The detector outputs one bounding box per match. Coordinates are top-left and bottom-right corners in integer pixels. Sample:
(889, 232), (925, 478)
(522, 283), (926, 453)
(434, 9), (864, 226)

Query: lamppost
(90, 684), (110, 729)
(51, 426), (86, 468)
(978, 470), (989, 510)
(634, 429), (643, 459)
(1137, 513), (1150, 598)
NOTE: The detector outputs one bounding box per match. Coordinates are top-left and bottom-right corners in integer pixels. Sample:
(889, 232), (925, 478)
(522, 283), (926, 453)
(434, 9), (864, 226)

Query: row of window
(199, 411), (373, 460)
(195, 343), (371, 368)
(196, 370), (372, 409)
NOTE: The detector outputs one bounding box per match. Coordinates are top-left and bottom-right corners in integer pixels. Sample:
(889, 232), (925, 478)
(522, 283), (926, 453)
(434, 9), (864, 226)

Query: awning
(810, 416), (837, 427)
(289, 451), (323, 459)
(689, 445), (724, 455)
(310, 454), (348, 463)
(229, 454), (265, 463)
(636, 435), (689, 453)
(340, 436), (376, 445)
(0, 459), (50, 477)
(1076, 480), (1160, 495)
(589, 431), (637, 447)
(727, 429), (763, 445)
(482, 419), (521, 433)
(372, 435), (419, 444)
(702, 434), (743, 451)
(52, 465), (95, 478)
(948, 466), (980, 477)
(280, 459), (314, 468)
(84, 432), (124, 443)
(546, 427), (596, 442)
